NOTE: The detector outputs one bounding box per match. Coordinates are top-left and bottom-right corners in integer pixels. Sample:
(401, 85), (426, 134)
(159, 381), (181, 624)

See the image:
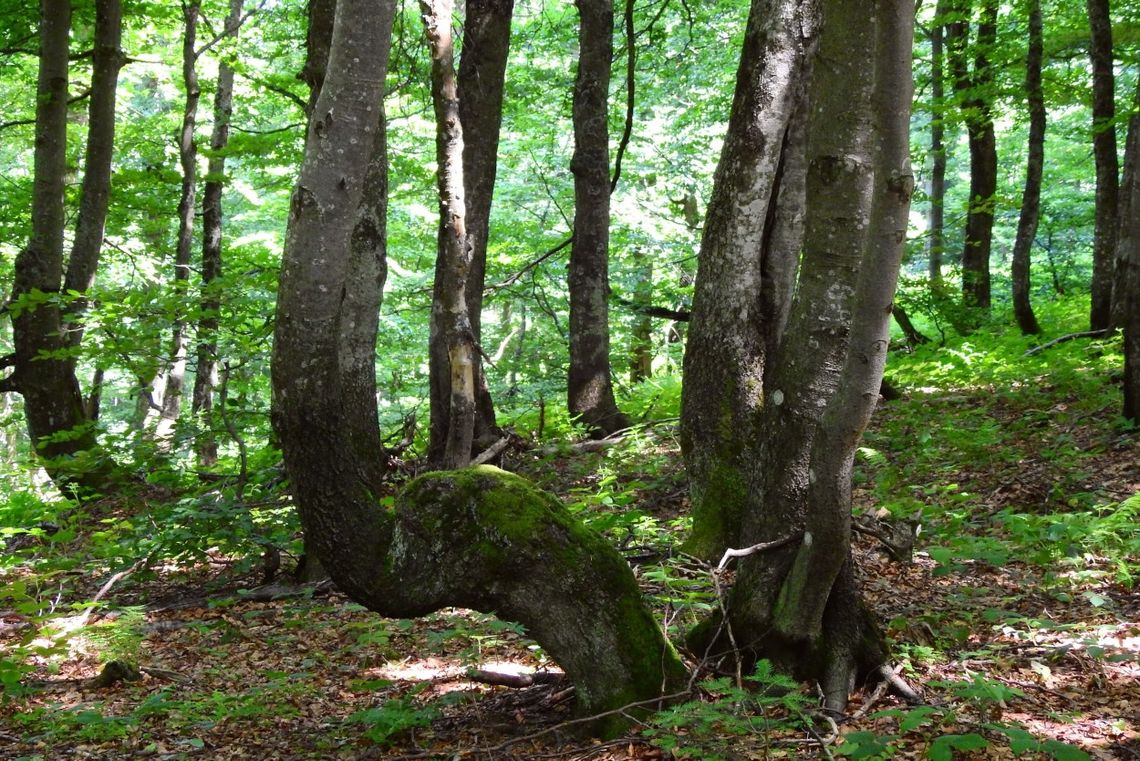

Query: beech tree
(946, 0), (998, 312)
(271, 0), (685, 729)
(1, 0), (122, 492)
(1010, 0), (1043, 336)
(1087, 0), (1118, 332)
(683, 0), (917, 709)
(567, 0), (629, 437)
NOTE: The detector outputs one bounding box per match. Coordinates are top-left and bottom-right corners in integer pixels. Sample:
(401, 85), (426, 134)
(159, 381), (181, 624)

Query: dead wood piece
(89, 660), (141, 688)
(1023, 327), (1113, 357)
(140, 665), (192, 684)
(879, 664), (924, 705)
(715, 533), (801, 571)
(466, 668), (565, 688)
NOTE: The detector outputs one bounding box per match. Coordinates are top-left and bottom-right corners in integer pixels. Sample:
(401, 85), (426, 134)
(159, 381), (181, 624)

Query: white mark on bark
(772, 389), (784, 406)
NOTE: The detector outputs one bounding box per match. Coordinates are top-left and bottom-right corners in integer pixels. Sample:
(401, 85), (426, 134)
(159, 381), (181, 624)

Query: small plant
(346, 690), (440, 747)
(83, 605), (147, 668)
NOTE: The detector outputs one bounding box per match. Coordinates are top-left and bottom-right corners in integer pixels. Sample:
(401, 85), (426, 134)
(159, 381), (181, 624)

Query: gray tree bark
(686, 0), (916, 712)
(193, 0), (245, 467)
(2, 0), (121, 493)
(680, 0), (818, 559)
(927, 0), (947, 282)
(271, 1), (686, 731)
(568, 0), (629, 437)
(1088, 0), (1118, 331)
(428, 0), (512, 463)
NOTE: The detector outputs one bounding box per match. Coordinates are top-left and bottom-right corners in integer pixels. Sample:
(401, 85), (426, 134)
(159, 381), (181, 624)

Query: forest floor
(2, 333), (1139, 759)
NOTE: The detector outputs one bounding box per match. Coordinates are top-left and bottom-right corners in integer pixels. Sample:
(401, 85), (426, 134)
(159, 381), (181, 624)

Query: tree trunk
(271, 2), (686, 731)
(428, 0), (511, 462)
(927, 0), (947, 282)
(567, 0), (629, 438)
(688, 0), (916, 712)
(1119, 79), (1140, 422)
(680, 0), (818, 559)
(2, 0), (119, 493)
(422, 0), (477, 470)
(629, 249), (653, 383)
(193, 0), (244, 468)
(947, 0), (997, 312)
(1113, 77), (1140, 328)
(157, 1), (202, 442)
(1011, 0), (1042, 335)
(1088, 0), (1118, 331)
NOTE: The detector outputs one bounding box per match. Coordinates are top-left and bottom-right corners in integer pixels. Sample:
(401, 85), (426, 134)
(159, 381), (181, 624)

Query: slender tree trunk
(157, 1), (201, 441)
(299, 0), (336, 117)
(568, 0), (629, 438)
(927, 0), (947, 281)
(947, 0), (997, 312)
(428, 0), (512, 462)
(192, 0), (244, 467)
(680, 0), (818, 559)
(1088, 0), (1118, 331)
(1011, 0), (1043, 335)
(1119, 77), (1140, 421)
(629, 249), (653, 383)
(2, 0), (120, 492)
(422, 0), (476, 469)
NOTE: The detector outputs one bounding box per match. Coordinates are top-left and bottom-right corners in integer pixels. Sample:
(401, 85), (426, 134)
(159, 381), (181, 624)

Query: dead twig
(716, 533), (801, 571)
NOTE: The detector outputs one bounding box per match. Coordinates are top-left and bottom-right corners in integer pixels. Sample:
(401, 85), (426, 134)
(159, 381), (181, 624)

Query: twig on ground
(1023, 328), (1112, 356)
(466, 668), (564, 688)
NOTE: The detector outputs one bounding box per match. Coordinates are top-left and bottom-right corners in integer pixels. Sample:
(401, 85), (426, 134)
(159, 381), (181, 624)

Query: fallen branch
(878, 663), (923, 705)
(471, 435), (513, 466)
(1023, 327), (1112, 357)
(716, 533), (801, 571)
(465, 668), (564, 688)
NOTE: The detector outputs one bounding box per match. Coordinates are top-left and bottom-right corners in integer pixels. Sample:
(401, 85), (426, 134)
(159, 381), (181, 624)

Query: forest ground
(2, 314), (1139, 760)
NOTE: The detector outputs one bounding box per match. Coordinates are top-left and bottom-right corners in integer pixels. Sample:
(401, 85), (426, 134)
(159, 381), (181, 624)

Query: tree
(1010, 0), (1043, 335)
(422, 0), (478, 469)
(568, 0), (629, 437)
(684, 0), (917, 710)
(681, 0), (816, 559)
(271, 0), (685, 730)
(193, 0), (246, 467)
(946, 0), (998, 312)
(156, 0), (203, 442)
(927, 0), (948, 282)
(427, 0), (512, 464)
(1087, 0), (1118, 331)
(1119, 79), (1140, 422)
(1, 0), (122, 492)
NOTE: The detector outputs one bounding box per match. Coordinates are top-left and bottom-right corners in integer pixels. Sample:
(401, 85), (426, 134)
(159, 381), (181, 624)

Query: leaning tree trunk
(689, 0), (916, 713)
(157, 0), (202, 441)
(1, 0), (119, 493)
(567, 0), (629, 438)
(947, 0), (998, 312)
(1011, 0), (1042, 336)
(1088, 0), (1118, 332)
(680, 0), (818, 560)
(193, 0), (245, 467)
(428, 0), (512, 463)
(423, 0), (477, 470)
(271, 0), (686, 733)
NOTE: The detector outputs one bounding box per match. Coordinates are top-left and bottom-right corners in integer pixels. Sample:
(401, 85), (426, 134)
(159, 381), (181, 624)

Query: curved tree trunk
(428, 0), (512, 463)
(1088, 0), (1118, 331)
(680, 0), (818, 559)
(567, 0), (629, 438)
(193, 0), (245, 467)
(1011, 0), (1042, 336)
(271, 1), (685, 732)
(2, 0), (120, 493)
(688, 0), (916, 712)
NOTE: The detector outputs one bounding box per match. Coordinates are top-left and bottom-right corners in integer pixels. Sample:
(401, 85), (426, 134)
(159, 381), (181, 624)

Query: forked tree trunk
(428, 0), (512, 463)
(1011, 0), (1042, 336)
(422, 0), (477, 470)
(567, 0), (629, 437)
(688, 0), (916, 712)
(157, 0), (202, 441)
(2, 0), (120, 493)
(1088, 0), (1118, 332)
(193, 0), (245, 467)
(681, 0), (818, 559)
(272, 2), (685, 732)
